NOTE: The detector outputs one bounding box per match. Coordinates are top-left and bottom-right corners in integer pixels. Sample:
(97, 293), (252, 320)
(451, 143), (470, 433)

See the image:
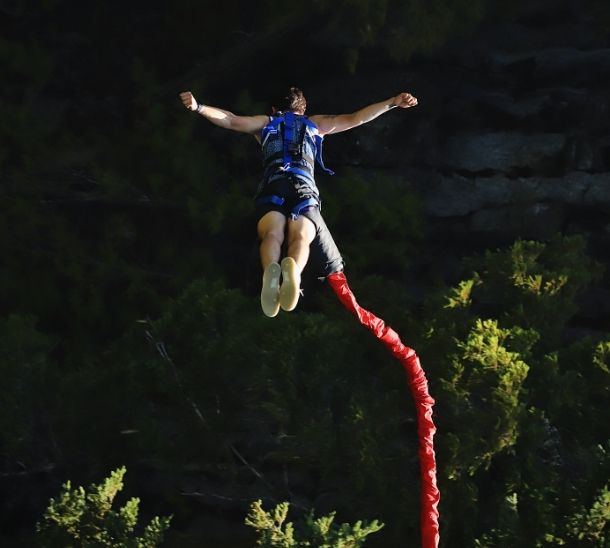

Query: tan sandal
(261, 262), (281, 317)
(279, 257), (301, 312)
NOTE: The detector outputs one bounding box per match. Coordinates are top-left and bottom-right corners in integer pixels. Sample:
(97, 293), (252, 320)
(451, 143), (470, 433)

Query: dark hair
(275, 87), (307, 114)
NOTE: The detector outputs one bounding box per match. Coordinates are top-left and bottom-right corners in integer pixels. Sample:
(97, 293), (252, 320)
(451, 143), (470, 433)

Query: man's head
(273, 87), (307, 115)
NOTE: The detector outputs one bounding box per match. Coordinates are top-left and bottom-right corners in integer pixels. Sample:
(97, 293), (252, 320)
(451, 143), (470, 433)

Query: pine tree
(245, 499), (384, 547)
(36, 467), (171, 547)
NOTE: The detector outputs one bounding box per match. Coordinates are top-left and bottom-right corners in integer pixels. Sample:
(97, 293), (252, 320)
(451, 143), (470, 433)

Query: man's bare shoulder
(309, 114), (352, 137)
(309, 114), (337, 136)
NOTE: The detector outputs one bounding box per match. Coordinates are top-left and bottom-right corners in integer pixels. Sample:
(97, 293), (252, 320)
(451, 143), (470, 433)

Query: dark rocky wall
(305, 0), (610, 329)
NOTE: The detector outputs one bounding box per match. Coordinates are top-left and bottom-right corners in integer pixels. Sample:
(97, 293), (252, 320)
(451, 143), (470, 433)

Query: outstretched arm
(179, 91), (268, 135)
(310, 92), (418, 136)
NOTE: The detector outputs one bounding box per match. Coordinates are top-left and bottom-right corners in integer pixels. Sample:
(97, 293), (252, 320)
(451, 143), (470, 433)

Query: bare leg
(286, 216), (317, 273)
(279, 216), (317, 311)
(257, 211), (286, 317)
(257, 211), (286, 269)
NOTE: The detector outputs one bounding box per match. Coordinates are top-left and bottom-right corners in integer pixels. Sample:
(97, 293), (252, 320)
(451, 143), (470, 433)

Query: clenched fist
(179, 91), (198, 111)
(392, 92), (418, 109)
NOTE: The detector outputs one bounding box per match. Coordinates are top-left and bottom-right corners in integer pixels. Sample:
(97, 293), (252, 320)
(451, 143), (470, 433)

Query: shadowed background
(1, 0), (609, 546)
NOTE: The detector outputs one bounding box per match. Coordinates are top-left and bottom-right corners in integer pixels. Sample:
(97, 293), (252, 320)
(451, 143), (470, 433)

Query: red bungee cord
(326, 272), (440, 548)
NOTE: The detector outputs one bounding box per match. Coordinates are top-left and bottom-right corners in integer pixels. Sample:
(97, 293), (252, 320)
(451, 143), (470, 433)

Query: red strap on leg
(327, 271), (440, 548)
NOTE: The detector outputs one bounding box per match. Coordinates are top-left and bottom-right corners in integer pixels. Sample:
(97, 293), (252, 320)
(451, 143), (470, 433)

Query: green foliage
(444, 274), (482, 309)
(245, 500), (383, 547)
(467, 236), (601, 345)
(542, 484), (610, 546)
(565, 484), (610, 545)
(441, 318), (534, 477)
(36, 467), (171, 547)
(420, 235), (609, 546)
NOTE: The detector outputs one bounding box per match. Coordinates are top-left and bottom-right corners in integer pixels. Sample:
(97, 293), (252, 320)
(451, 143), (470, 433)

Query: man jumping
(179, 87), (417, 317)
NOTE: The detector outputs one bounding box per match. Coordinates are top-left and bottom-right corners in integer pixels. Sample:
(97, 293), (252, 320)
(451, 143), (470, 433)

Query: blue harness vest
(257, 112), (334, 219)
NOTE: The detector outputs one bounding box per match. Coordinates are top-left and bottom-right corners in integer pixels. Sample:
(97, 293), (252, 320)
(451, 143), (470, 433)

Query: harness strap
(266, 151), (315, 168)
(256, 194), (285, 206)
(314, 134), (335, 176)
(256, 194), (319, 220)
(282, 111), (298, 171)
(281, 166), (315, 183)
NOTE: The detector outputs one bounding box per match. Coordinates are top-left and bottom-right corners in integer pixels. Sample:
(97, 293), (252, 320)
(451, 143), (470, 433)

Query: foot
(261, 262), (281, 317)
(279, 257), (301, 312)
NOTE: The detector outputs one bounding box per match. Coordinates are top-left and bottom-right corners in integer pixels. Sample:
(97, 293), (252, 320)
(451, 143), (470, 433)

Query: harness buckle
(289, 143), (303, 157)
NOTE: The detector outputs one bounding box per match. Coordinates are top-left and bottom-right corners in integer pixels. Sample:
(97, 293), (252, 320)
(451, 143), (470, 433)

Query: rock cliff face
(316, 1), (610, 264)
